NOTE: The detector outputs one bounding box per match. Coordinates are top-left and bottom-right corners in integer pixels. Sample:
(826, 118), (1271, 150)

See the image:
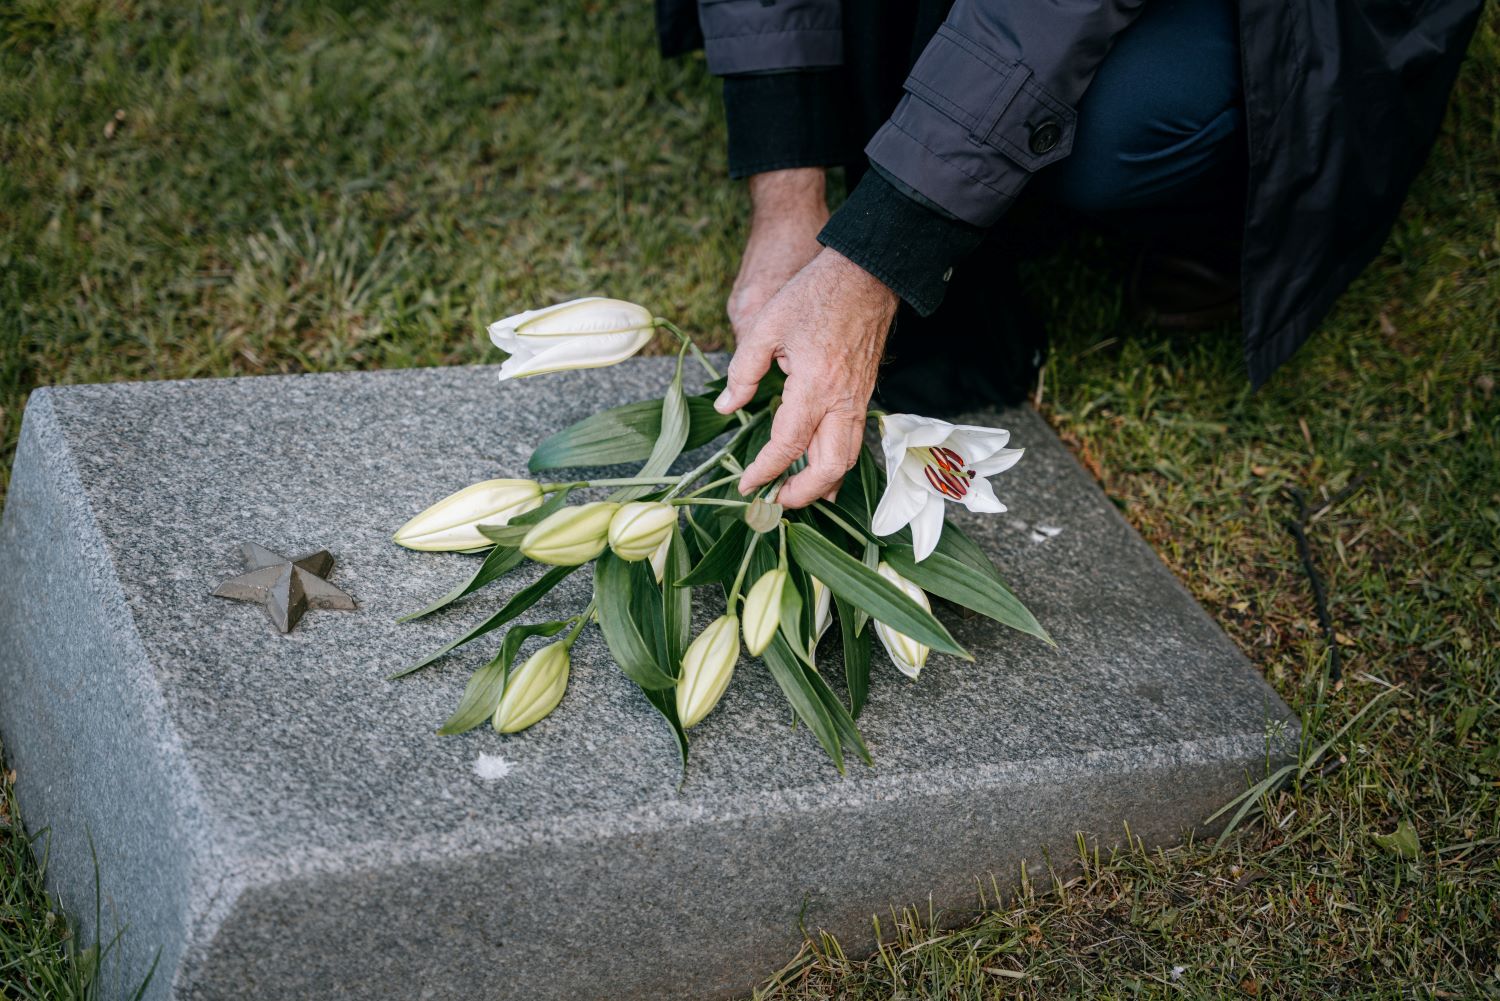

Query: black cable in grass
(1282, 472), (1369, 686)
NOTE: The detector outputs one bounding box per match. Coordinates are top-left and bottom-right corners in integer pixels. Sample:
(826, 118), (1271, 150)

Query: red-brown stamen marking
(921, 447), (973, 499)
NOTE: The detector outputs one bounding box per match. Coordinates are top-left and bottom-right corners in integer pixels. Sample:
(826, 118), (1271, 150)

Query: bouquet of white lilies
(392, 297), (1050, 772)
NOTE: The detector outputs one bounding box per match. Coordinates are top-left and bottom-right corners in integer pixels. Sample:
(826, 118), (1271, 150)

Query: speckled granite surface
(0, 359), (1295, 1001)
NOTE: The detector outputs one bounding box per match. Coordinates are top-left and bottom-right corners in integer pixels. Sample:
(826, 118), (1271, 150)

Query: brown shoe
(1128, 249), (1241, 330)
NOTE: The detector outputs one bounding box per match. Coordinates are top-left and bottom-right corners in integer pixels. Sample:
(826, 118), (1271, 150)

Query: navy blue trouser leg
(1036, 0), (1246, 242)
(874, 0), (1245, 413)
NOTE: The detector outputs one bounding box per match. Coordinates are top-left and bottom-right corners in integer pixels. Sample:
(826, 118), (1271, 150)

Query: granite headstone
(0, 359), (1296, 1000)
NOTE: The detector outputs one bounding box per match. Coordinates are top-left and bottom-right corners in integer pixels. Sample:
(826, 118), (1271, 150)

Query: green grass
(2, 1), (1497, 998)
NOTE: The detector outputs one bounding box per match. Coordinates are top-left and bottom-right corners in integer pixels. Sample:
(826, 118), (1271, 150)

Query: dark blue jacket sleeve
(699, 0), (1146, 312)
(865, 0), (1146, 228)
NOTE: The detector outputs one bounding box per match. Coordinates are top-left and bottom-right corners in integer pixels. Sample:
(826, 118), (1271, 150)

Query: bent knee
(1050, 102), (1244, 214)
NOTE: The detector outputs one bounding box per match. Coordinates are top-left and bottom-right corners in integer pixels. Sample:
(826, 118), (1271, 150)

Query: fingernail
(714, 389), (733, 412)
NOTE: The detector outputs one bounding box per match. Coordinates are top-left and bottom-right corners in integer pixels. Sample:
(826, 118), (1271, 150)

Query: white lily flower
(872, 562), (931, 679)
(870, 413), (1024, 562)
(489, 297), (656, 380)
(392, 478), (543, 552)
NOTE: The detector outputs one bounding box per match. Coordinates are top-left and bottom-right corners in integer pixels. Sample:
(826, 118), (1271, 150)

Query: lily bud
(676, 615), (740, 728)
(873, 562), (931, 679)
(648, 535), (672, 584)
(520, 502), (620, 565)
(741, 569), (787, 656)
(489, 297), (656, 380)
(392, 478), (544, 552)
(607, 501), (678, 562)
(493, 642), (570, 733)
(810, 576), (833, 642)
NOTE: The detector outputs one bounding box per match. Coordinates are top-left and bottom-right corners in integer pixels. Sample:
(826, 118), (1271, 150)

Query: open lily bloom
(871, 414), (1024, 561)
(489, 297), (656, 380)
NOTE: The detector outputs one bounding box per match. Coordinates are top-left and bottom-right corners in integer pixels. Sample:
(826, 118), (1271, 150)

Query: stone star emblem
(212, 543), (356, 633)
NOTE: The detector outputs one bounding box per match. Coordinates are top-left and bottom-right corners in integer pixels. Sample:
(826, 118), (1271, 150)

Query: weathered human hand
(727, 169), (829, 337)
(714, 247), (899, 508)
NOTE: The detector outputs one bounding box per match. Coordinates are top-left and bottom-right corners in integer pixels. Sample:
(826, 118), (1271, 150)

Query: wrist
(817, 247), (899, 313)
(748, 168), (828, 229)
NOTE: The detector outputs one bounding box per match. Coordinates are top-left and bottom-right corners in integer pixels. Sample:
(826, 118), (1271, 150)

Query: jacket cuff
(699, 0), (842, 75)
(817, 169), (986, 317)
(867, 24), (1078, 227)
(723, 71), (849, 178)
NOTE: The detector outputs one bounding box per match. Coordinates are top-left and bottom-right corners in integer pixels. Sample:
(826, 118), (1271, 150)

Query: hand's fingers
(715, 331), (776, 414)
(774, 409), (863, 508)
(738, 388), (823, 494)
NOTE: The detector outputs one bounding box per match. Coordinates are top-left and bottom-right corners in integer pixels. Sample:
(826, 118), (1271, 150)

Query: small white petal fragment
(810, 576), (833, 642)
(473, 753), (515, 781)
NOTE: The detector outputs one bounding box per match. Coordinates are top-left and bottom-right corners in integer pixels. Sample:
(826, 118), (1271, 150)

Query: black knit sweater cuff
(723, 70), (849, 178)
(817, 168), (986, 316)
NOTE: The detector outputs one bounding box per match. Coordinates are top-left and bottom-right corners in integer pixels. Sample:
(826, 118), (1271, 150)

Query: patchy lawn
(2, 1), (1496, 998)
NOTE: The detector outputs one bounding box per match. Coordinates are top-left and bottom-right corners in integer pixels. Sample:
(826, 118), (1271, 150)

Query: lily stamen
(922, 447), (975, 499)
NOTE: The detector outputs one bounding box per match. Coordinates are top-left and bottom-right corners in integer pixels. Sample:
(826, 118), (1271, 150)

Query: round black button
(1029, 121), (1061, 155)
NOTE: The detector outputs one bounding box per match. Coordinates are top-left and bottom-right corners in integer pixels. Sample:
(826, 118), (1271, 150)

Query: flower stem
(564, 600), (596, 647)
(812, 500), (874, 543)
(663, 410), (767, 500)
(655, 318), (721, 381)
(671, 497), (748, 508)
(656, 318), (754, 427)
(543, 475), (681, 492)
(727, 542), (757, 609)
(681, 473), (740, 499)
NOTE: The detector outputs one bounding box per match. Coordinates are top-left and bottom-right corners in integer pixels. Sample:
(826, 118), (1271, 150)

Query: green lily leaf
(393, 563), (579, 678)
(776, 568), (815, 667)
(595, 550), (679, 690)
(613, 346), (691, 502)
(678, 518), (751, 587)
(883, 544), (1051, 645)
(528, 394), (732, 472)
(802, 661), (871, 766)
(836, 594), (872, 718)
(437, 620), (569, 735)
(640, 685), (689, 776)
(704, 366), (786, 410)
(397, 545), (524, 624)
(760, 632), (844, 773)
(786, 523), (969, 659)
(662, 526), (693, 666)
